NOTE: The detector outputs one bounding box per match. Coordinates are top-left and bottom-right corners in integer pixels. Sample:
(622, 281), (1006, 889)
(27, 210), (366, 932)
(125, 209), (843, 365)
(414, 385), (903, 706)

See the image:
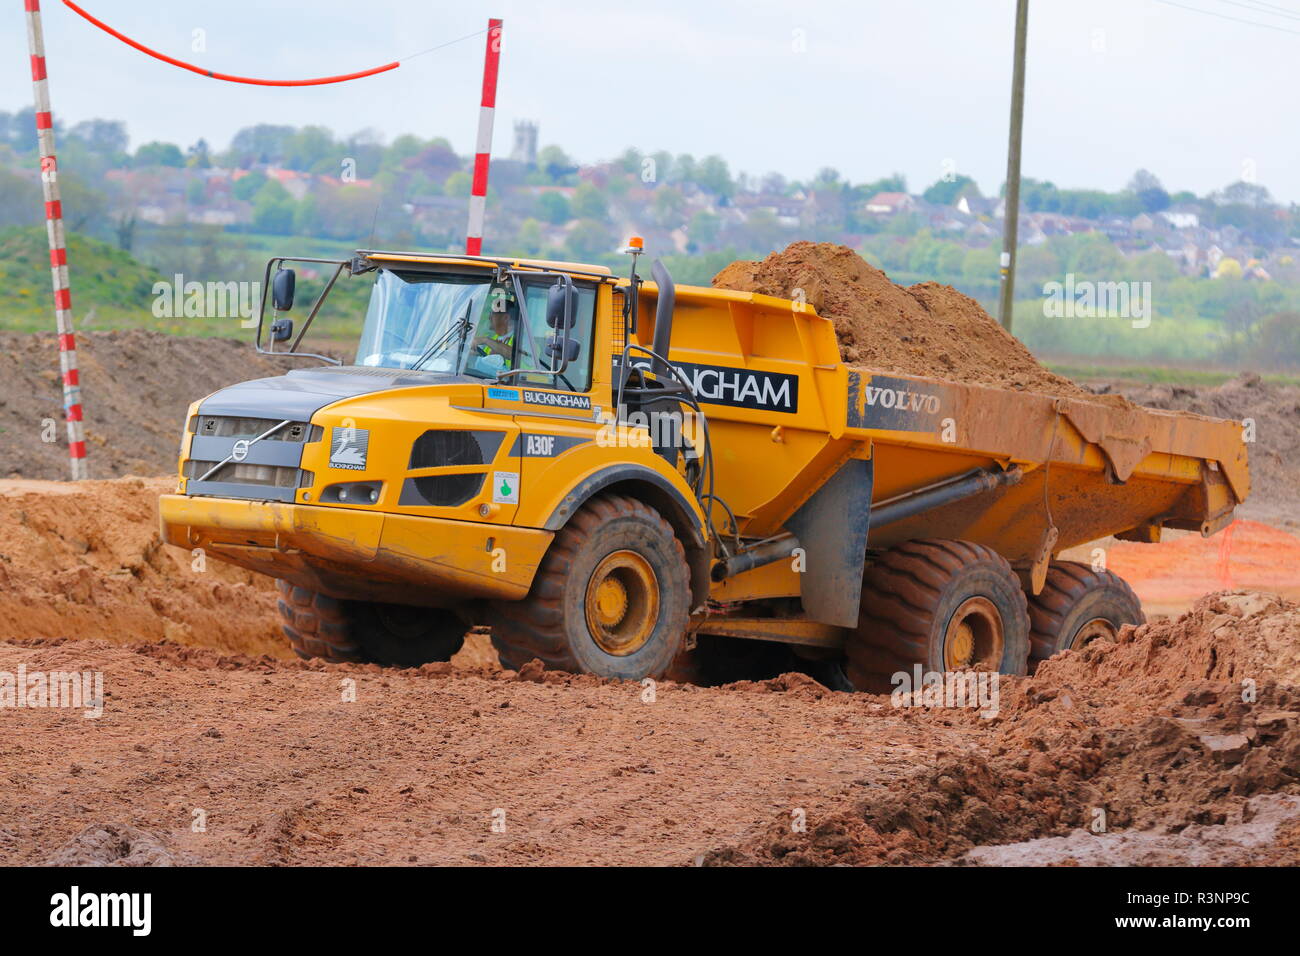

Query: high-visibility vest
(479, 327), (515, 367)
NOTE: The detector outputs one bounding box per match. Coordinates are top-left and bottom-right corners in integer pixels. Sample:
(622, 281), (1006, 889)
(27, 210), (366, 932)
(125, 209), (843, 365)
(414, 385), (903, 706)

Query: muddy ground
(0, 478), (1297, 866)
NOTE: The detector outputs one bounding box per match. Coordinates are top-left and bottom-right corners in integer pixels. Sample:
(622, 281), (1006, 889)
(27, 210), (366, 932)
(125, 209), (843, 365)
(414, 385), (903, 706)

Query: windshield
(355, 270), (493, 374)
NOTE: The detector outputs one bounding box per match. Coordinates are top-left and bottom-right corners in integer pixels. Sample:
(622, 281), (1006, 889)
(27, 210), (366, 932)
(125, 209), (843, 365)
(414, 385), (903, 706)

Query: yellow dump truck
(159, 246), (1249, 690)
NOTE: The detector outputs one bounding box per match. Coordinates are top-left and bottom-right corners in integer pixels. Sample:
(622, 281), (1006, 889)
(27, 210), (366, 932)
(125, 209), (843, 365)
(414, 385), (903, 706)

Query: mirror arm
(509, 271), (543, 379)
(253, 256), (349, 365)
(290, 261), (345, 353)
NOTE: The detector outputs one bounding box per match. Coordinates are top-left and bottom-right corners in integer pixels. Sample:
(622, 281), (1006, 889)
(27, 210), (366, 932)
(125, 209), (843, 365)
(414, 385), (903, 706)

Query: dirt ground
(0, 588), (1295, 867)
(0, 478), (1297, 866)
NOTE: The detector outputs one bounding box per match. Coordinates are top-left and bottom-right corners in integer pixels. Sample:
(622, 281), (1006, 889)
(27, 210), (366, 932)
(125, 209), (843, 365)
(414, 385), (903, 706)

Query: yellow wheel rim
(585, 550), (659, 656)
(943, 596), (1004, 671)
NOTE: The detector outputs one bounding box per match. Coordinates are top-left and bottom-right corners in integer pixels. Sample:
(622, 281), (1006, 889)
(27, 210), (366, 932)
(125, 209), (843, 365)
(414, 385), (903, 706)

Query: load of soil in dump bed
(713, 241), (1093, 399)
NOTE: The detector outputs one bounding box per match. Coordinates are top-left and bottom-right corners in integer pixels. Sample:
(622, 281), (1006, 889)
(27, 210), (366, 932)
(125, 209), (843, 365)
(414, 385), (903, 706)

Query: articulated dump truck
(159, 246), (1249, 691)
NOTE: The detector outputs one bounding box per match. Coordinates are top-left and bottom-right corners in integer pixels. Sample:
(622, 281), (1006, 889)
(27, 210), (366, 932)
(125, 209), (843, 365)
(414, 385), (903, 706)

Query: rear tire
(277, 580), (467, 667)
(846, 539), (1030, 693)
(1026, 562), (1144, 669)
(489, 494), (690, 680)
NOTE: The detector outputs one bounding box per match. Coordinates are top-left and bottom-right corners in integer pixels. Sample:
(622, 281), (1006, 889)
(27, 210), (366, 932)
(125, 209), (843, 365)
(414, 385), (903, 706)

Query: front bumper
(159, 494), (552, 606)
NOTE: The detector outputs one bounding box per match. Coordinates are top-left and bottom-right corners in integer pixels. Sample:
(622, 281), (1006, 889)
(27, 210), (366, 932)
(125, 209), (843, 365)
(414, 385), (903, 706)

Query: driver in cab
(471, 293), (517, 373)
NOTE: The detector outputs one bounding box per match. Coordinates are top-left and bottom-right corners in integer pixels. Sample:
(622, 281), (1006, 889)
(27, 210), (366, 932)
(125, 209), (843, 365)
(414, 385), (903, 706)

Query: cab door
(509, 279), (604, 519)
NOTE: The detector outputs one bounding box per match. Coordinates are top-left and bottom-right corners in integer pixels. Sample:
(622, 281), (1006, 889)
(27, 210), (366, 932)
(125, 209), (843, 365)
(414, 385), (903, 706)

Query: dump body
(632, 281), (1247, 609)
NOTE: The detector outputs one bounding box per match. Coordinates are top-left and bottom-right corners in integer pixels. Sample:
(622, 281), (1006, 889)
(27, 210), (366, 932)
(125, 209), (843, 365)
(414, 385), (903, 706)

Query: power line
(1235, 0), (1300, 17)
(1213, 0), (1300, 22)
(403, 28), (489, 62)
(1154, 0), (1300, 35)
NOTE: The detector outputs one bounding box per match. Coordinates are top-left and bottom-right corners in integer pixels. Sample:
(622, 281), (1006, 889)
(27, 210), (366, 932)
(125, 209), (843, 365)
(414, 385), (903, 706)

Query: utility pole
(998, 0), (1029, 332)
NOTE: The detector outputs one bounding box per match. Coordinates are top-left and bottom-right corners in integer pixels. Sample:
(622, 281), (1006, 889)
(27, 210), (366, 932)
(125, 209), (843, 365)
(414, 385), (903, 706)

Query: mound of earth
(703, 591), (1300, 866)
(1034, 590), (1300, 702)
(0, 476), (286, 657)
(43, 823), (198, 867)
(1091, 373), (1300, 528)
(0, 330), (324, 481)
(713, 241), (1091, 398)
(0, 476), (500, 666)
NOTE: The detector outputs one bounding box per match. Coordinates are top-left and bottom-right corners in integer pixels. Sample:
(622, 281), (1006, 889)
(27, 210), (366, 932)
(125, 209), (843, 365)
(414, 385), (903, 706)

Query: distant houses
(76, 140), (1293, 281)
(864, 191), (915, 216)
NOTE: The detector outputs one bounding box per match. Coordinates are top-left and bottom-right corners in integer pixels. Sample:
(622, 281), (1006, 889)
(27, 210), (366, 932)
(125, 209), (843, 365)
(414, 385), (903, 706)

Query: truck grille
(183, 416), (314, 502)
(189, 415), (318, 443)
(183, 460), (310, 488)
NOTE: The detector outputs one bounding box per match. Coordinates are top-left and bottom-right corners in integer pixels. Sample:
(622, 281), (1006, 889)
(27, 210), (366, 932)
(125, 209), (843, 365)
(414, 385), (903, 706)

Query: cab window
(512, 280), (596, 392)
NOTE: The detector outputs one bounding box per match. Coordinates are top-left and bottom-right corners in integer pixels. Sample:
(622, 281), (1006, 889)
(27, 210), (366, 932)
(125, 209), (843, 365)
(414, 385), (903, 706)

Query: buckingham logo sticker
(522, 390), (592, 410)
(330, 427), (369, 470)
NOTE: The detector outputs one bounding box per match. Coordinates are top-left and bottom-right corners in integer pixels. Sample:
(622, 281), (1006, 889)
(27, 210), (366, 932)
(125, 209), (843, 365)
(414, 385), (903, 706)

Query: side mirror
(545, 281), (577, 329)
(272, 267), (296, 311)
(270, 318), (294, 343)
(546, 334), (580, 362)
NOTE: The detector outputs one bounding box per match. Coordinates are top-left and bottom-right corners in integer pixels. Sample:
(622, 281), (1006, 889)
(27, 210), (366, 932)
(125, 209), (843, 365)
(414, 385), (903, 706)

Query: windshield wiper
(411, 300), (475, 371)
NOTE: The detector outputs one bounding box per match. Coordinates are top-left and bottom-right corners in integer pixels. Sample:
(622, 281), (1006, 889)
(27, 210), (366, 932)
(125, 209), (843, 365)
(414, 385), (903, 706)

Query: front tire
(490, 494), (690, 680)
(1026, 562), (1144, 668)
(846, 539), (1030, 693)
(277, 581), (468, 667)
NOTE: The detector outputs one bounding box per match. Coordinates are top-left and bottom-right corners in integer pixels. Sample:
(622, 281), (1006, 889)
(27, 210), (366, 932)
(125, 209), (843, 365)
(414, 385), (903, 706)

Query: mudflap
(786, 457), (873, 628)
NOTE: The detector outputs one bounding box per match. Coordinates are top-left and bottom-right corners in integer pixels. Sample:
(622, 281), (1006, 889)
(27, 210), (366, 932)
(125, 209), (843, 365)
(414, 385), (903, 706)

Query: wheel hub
(593, 577), (629, 628)
(585, 550), (659, 657)
(943, 596), (1004, 671)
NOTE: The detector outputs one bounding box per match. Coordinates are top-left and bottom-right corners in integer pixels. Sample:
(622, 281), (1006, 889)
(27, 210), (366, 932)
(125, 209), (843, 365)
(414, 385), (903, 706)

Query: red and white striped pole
(25, 0), (87, 480)
(465, 17), (502, 256)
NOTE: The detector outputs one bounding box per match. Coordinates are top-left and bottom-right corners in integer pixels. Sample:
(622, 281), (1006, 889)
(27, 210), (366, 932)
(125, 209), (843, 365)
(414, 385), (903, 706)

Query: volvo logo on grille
(231, 440), (250, 462)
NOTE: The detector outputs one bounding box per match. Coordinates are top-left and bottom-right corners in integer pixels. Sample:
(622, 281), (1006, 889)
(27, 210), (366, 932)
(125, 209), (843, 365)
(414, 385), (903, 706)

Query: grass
(0, 226), (372, 341)
(1046, 361), (1300, 387)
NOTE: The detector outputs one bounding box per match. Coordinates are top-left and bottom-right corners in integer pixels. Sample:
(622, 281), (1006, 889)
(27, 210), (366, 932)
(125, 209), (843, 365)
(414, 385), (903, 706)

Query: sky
(4, 0), (1299, 202)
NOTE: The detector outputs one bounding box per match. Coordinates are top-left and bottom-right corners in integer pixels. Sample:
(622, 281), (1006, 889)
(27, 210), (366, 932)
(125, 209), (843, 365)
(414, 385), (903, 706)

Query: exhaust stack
(650, 259), (675, 378)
